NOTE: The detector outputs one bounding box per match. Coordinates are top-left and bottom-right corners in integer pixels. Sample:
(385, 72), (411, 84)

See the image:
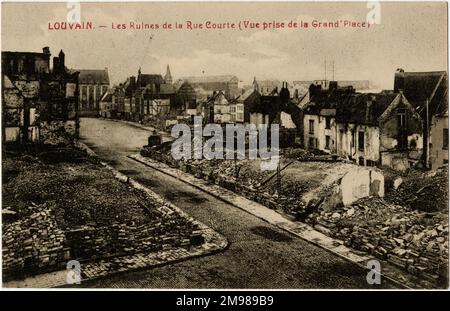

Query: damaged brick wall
(65, 218), (201, 262)
(39, 120), (77, 145)
(2, 48), (79, 145)
(379, 95), (423, 170)
(335, 123), (381, 164)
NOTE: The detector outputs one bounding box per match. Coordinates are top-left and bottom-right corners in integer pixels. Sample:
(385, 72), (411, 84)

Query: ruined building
(2, 47), (79, 144)
(303, 81), (425, 171)
(394, 69), (448, 170)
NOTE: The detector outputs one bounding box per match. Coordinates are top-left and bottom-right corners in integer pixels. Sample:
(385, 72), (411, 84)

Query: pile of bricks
(2, 203), (70, 280)
(306, 198), (449, 285)
(141, 148), (307, 217)
(141, 146), (448, 285)
(2, 179), (202, 281)
(65, 217), (199, 262)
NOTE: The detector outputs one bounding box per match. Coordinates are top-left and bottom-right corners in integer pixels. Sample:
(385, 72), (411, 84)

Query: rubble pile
(3, 155), (163, 229)
(2, 203), (70, 280)
(141, 144), (449, 285)
(282, 147), (336, 161)
(386, 166), (448, 212)
(2, 146), (203, 280)
(307, 197), (449, 285)
(141, 147), (317, 217)
(66, 214), (200, 261)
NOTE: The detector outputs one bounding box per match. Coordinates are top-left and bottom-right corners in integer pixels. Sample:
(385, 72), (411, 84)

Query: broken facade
(303, 83), (354, 153)
(303, 81), (424, 170)
(430, 110), (449, 170)
(394, 70), (448, 170)
(2, 47), (79, 145)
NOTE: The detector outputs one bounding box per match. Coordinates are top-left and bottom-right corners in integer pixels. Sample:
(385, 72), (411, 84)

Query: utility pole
(332, 61), (335, 81)
(276, 161), (281, 194)
(324, 59), (327, 88)
(426, 98), (430, 169)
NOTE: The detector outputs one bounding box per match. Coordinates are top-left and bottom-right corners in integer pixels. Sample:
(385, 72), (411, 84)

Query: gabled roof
(335, 93), (398, 125)
(138, 74), (165, 87)
(296, 92), (310, 110)
(250, 94), (281, 115)
(177, 81), (196, 101)
(77, 69), (109, 84)
(206, 90), (229, 104)
(394, 70), (448, 117)
(239, 88), (258, 102)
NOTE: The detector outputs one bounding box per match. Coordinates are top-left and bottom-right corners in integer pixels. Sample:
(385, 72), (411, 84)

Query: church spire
(164, 64), (172, 84)
(253, 76), (259, 92)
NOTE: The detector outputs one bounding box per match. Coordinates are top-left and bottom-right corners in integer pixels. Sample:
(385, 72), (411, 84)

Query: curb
(103, 118), (170, 136)
(3, 142), (228, 288)
(128, 153), (427, 289)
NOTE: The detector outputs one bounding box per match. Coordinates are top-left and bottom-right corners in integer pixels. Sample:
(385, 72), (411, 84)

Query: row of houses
(300, 70), (448, 171)
(98, 68), (246, 128)
(77, 60), (448, 170)
(96, 66), (447, 172)
(2, 47), (445, 171)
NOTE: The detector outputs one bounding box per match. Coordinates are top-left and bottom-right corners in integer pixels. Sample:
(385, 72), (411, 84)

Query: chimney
(329, 81), (338, 90)
(53, 57), (60, 73)
(58, 50), (65, 67)
(43, 47), (50, 55)
(280, 81), (290, 104)
(394, 69), (405, 93)
(309, 83), (321, 98)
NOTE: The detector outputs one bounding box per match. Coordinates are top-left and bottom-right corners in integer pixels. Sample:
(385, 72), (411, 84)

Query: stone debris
(2, 147), (203, 281)
(306, 197), (449, 285)
(141, 145), (449, 286)
(386, 166), (448, 212)
(2, 203), (69, 280)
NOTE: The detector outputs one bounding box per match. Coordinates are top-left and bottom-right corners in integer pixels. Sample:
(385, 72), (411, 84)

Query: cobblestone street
(79, 118), (397, 288)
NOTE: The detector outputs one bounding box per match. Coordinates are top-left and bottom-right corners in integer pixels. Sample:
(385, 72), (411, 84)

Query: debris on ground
(2, 144), (200, 281)
(141, 144), (449, 286)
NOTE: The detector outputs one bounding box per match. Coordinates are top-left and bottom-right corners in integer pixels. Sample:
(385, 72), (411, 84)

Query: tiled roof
(394, 70), (448, 117)
(335, 93), (398, 125)
(177, 81), (196, 101)
(239, 88), (257, 102)
(138, 74), (165, 87)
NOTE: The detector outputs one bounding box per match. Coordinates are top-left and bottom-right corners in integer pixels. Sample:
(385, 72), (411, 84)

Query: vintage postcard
(0, 0), (448, 293)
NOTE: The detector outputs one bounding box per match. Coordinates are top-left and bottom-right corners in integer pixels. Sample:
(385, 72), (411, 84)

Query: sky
(1, 1), (448, 89)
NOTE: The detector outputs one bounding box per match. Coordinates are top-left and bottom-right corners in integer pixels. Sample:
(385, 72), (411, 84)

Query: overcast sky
(1, 1), (448, 89)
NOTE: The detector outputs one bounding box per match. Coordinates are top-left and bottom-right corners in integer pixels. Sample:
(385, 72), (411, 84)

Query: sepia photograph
(0, 0), (448, 295)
